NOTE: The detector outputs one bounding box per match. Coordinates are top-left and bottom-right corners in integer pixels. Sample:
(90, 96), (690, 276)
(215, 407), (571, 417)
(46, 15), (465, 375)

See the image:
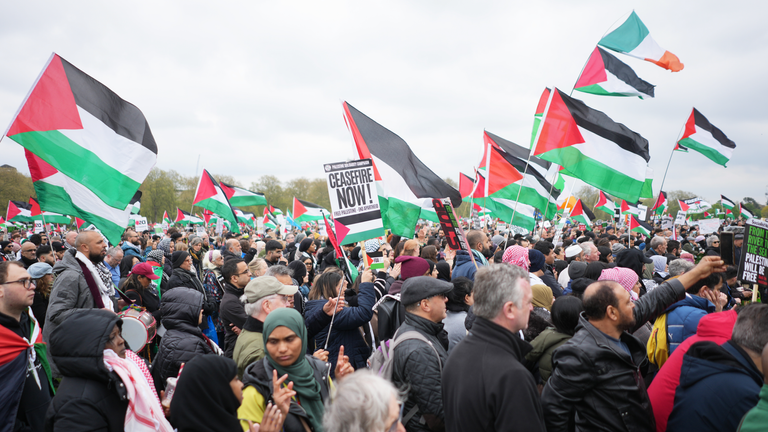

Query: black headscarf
(436, 260), (451, 282)
(584, 262), (608, 281)
(119, 255), (136, 277)
(288, 260), (307, 284)
(299, 238), (314, 253)
(170, 355), (241, 432)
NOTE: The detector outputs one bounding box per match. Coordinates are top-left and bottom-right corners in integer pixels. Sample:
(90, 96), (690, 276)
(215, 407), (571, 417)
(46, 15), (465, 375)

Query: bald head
(583, 281), (623, 320)
(65, 231), (78, 247)
(21, 242), (36, 253)
(75, 231), (107, 264)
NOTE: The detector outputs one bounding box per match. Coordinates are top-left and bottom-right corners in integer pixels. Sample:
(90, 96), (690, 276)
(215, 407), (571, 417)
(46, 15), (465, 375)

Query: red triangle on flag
(175, 208), (185, 223)
(6, 202), (20, 221)
(678, 199), (690, 212)
(486, 146), (523, 196)
(29, 197), (41, 216)
(334, 218), (351, 245)
(25, 150), (58, 182)
(571, 199), (585, 217)
(75, 217), (86, 228)
(323, 216), (343, 258)
(219, 183), (235, 200)
(293, 197), (308, 219)
(574, 47), (608, 89)
(193, 170), (218, 204)
(8, 54), (83, 136)
(594, 190), (608, 209)
(620, 200), (630, 214)
(533, 89), (585, 156)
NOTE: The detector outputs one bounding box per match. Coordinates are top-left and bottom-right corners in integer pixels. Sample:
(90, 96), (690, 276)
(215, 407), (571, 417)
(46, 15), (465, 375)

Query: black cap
(51, 241), (67, 253)
(735, 234), (744, 240)
(400, 276), (454, 306)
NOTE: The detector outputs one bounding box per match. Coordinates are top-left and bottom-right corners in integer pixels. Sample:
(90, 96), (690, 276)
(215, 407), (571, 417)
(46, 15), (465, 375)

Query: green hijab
(262, 308), (324, 432)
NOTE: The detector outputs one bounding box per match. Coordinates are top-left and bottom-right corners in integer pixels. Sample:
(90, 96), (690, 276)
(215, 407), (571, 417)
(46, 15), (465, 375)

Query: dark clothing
(667, 341), (764, 432)
(31, 291), (49, 330)
(220, 282), (248, 358)
(243, 248), (258, 266)
(451, 250), (483, 281)
(45, 310), (128, 432)
(0, 311), (52, 432)
(526, 327), (572, 382)
(704, 246), (721, 257)
(541, 266), (563, 298)
(167, 268), (216, 331)
(541, 278), (686, 432)
(443, 317), (545, 432)
(392, 313), (448, 432)
(124, 284), (162, 323)
(151, 288), (214, 395)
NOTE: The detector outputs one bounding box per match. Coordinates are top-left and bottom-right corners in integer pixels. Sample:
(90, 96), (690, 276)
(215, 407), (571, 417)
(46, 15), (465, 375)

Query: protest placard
(324, 159), (384, 244)
(432, 198), (469, 252)
(737, 219), (768, 287)
(661, 216), (674, 230)
(675, 211), (687, 226)
(134, 216), (148, 232)
(34, 220), (44, 233)
(698, 218), (721, 234)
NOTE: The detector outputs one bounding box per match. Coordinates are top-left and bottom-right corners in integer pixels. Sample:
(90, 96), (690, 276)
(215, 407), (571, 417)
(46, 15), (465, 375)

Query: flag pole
(521, 88), (555, 236)
(539, 165), (561, 238)
(658, 122), (686, 196)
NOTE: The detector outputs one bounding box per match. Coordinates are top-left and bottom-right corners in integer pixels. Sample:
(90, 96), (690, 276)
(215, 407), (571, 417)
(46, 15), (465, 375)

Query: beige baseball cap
(243, 276), (298, 303)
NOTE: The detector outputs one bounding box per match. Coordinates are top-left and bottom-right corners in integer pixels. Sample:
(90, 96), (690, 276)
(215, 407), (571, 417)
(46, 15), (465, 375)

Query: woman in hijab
(288, 260), (310, 301)
(202, 250), (226, 343)
(524, 283), (554, 343)
(170, 355), (283, 432)
(650, 255), (669, 284)
(444, 277), (473, 354)
(118, 254), (139, 289)
(298, 238), (317, 271)
(435, 260), (451, 282)
(239, 308), (353, 432)
(584, 261), (608, 281)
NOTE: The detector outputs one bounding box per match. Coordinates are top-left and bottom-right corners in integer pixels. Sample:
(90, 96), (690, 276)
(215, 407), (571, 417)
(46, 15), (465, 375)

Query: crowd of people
(1, 215), (766, 432)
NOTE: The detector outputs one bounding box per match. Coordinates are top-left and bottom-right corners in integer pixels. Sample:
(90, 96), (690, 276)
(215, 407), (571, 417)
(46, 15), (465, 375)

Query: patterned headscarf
(598, 267), (639, 301)
(503, 246), (530, 270)
(365, 239), (382, 253)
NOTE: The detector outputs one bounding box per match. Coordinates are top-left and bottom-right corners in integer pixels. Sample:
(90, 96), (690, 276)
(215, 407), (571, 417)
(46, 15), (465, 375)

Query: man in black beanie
(167, 251), (216, 329)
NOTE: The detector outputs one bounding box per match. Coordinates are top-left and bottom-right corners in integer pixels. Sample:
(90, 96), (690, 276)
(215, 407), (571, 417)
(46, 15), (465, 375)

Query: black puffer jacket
(241, 357), (332, 432)
(220, 282), (248, 358)
(541, 278), (686, 432)
(151, 288), (214, 395)
(45, 310), (128, 432)
(167, 267), (216, 316)
(392, 313), (448, 432)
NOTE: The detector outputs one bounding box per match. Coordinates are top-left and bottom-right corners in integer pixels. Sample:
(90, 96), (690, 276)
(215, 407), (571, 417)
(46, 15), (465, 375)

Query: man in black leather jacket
(541, 255), (726, 432)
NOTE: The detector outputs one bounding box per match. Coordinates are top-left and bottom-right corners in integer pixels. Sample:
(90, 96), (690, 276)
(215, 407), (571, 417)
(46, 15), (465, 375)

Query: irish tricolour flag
(193, 169), (239, 233)
(598, 11), (683, 72)
(6, 54), (157, 244)
(676, 108), (735, 167)
(575, 47), (655, 99)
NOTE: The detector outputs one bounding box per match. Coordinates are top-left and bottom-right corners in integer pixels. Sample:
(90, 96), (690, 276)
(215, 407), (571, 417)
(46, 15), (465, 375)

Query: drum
(118, 307), (157, 352)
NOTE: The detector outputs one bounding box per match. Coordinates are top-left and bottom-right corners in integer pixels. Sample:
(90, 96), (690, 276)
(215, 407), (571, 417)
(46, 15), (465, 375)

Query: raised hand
(248, 402), (284, 432)
(322, 296), (344, 316)
(390, 262), (402, 280)
(334, 345), (354, 380)
(272, 369), (296, 417)
(313, 349), (329, 362)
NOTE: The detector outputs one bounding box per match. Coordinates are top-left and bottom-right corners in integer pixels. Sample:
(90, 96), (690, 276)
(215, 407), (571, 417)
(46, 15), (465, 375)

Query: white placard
(195, 226), (205, 235)
(675, 211), (687, 226)
(698, 219), (721, 234)
(661, 216), (674, 230)
(34, 220), (44, 233)
(134, 216), (148, 232)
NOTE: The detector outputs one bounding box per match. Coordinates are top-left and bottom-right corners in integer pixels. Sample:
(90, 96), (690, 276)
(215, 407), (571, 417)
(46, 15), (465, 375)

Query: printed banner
(683, 197), (712, 214)
(324, 159), (385, 244)
(738, 219), (768, 287)
(432, 198), (469, 252)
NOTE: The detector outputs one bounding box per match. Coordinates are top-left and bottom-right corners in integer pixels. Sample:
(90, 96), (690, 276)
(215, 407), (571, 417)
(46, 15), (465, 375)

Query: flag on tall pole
(292, 198), (327, 223)
(192, 169), (239, 233)
(574, 47), (655, 99)
(598, 11), (684, 72)
(721, 195), (735, 214)
(629, 214), (650, 236)
(651, 191), (667, 215)
(6, 54), (157, 244)
(219, 182), (268, 207)
(676, 108), (736, 167)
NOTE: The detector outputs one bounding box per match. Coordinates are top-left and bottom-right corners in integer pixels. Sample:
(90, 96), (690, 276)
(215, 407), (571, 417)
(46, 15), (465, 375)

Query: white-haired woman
(323, 371), (405, 432)
(202, 249), (226, 343)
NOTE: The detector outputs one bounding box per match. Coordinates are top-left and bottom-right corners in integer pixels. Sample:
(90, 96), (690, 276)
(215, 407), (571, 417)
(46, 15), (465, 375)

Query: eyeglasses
(1, 278), (34, 289)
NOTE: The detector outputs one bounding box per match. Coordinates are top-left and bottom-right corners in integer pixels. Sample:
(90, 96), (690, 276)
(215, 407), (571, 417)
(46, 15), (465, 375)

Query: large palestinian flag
(293, 198), (327, 223)
(220, 182), (267, 207)
(676, 108), (735, 167)
(342, 102), (461, 237)
(6, 200), (34, 223)
(532, 88), (650, 202)
(6, 54), (157, 244)
(192, 169), (239, 233)
(29, 197), (71, 224)
(598, 11), (683, 72)
(575, 47), (655, 99)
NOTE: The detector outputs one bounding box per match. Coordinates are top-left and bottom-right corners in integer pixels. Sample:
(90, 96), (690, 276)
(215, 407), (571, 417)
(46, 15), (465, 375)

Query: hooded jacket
(45, 310), (128, 432)
(443, 317), (545, 432)
(667, 341), (764, 432)
(665, 294), (716, 354)
(151, 288), (214, 395)
(541, 278), (686, 432)
(451, 250), (484, 281)
(647, 310), (738, 432)
(121, 242), (144, 262)
(526, 327), (573, 382)
(167, 266), (216, 316)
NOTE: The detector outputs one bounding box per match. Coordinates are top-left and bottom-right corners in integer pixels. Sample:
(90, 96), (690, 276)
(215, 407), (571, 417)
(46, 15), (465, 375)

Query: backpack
(647, 312), (670, 367)
(373, 294), (406, 343)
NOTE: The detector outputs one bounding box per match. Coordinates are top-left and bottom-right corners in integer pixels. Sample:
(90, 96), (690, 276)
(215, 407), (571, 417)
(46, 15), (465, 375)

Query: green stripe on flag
(343, 227), (387, 245)
(9, 130), (140, 209)
(677, 137), (730, 166)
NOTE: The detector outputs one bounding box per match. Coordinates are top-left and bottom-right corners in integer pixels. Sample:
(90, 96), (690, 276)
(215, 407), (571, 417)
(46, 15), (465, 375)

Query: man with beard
(43, 231), (114, 371)
(121, 229), (144, 262)
(541, 256), (727, 432)
(0, 241), (14, 261)
(452, 230), (492, 281)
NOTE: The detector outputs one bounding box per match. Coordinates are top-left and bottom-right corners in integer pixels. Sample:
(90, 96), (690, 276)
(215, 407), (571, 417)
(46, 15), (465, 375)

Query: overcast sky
(1, 1), (766, 207)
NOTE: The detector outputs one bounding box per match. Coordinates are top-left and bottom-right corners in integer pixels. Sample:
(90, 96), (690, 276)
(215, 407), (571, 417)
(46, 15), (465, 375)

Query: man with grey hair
(645, 236), (668, 258)
(668, 258), (694, 277)
(666, 304), (768, 431)
(581, 241), (599, 263)
(323, 371), (404, 432)
(264, 264), (298, 311)
(102, 246), (123, 288)
(443, 265), (545, 432)
(232, 275), (296, 377)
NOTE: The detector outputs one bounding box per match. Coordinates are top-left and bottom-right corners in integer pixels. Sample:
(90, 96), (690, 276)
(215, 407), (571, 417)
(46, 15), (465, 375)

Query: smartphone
(720, 231), (734, 266)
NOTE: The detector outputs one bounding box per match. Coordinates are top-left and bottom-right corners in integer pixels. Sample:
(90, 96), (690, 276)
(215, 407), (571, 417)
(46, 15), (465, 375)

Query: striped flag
(219, 182), (267, 207)
(29, 197), (70, 224)
(6, 200), (34, 223)
(594, 190), (615, 215)
(678, 199), (690, 212)
(598, 11), (683, 72)
(651, 191), (667, 215)
(292, 197), (327, 223)
(575, 47), (655, 99)
(676, 108), (735, 167)
(739, 203), (754, 220)
(7, 54), (157, 244)
(175, 209), (203, 225)
(629, 214), (650, 236)
(192, 169), (239, 233)
(570, 199), (592, 230)
(162, 210), (172, 225)
(530, 88), (551, 149)
(721, 195), (735, 214)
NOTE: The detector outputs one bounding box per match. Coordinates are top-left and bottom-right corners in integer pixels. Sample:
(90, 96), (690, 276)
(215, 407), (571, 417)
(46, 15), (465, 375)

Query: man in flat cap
(391, 276), (453, 432)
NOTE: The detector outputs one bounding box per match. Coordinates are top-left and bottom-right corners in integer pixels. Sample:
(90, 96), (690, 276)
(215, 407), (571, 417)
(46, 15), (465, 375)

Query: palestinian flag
(678, 199), (690, 212)
(192, 169), (239, 233)
(569, 199), (592, 230)
(261, 214), (276, 230)
(651, 191), (667, 215)
(162, 210), (172, 225)
(219, 182), (267, 207)
(128, 191), (141, 214)
(530, 88), (551, 149)
(739, 203), (754, 220)
(6, 200), (34, 223)
(75, 217), (86, 229)
(676, 108), (735, 167)
(175, 209), (203, 225)
(342, 102), (461, 237)
(29, 197), (71, 225)
(147, 262), (164, 300)
(574, 47), (655, 99)
(481, 131), (560, 218)
(202, 209), (213, 225)
(594, 190), (615, 215)
(459, 172), (485, 200)
(292, 197), (327, 223)
(485, 199), (537, 231)
(629, 214), (650, 236)
(234, 209), (255, 227)
(598, 11), (684, 72)
(532, 88), (650, 202)
(721, 195), (735, 213)
(7, 54), (157, 245)
(263, 205), (275, 217)
(365, 251), (386, 271)
(477, 145), (524, 200)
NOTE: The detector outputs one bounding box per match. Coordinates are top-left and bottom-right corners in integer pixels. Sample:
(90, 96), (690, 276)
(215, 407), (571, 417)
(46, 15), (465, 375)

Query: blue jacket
(666, 294), (715, 354)
(667, 341), (763, 432)
(304, 282), (376, 376)
(121, 243), (145, 262)
(452, 250), (484, 281)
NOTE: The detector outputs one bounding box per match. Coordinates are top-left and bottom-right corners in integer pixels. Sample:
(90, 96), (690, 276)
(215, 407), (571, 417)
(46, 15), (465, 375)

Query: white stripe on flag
(573, 126), (647, 182)
(40, 172), (132, 225)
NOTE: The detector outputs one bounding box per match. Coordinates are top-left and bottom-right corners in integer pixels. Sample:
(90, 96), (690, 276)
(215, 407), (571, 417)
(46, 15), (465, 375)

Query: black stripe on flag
(60, 56), (158, 154)
(693, 109), (736, 149)
(558, 89), (650, 162)
(598, 47), (655, 98)
(345, 103), (462, 207)
(335, 210), (382, 226)
(486, 131), (561, 197)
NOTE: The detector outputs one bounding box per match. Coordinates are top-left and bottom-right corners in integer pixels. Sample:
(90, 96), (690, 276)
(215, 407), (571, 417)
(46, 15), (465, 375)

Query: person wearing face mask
(238, 308), (353, 431)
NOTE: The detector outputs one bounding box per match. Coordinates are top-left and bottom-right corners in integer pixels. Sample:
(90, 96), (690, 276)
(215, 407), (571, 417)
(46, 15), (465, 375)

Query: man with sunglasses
(0, 261), (54, 431)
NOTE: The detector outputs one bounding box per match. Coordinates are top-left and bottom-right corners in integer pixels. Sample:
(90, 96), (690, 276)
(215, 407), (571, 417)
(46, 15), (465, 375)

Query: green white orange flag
(575, 47), (655, 99)
(598, 11), (683, 72)
(219, 182), (267, 207)
(292, 197), (327, 223)
(6, 54), (157, 244)
(676, 108), (735, 167)
(532, 88), (651, 202)
(569, 198), (592, 229)
(629, 214), (650, 236)
(192, 169), (239, 233)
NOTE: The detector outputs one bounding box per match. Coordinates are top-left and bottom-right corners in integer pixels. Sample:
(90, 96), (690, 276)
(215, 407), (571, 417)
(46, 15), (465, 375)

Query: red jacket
(647, 310), (738, 432)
